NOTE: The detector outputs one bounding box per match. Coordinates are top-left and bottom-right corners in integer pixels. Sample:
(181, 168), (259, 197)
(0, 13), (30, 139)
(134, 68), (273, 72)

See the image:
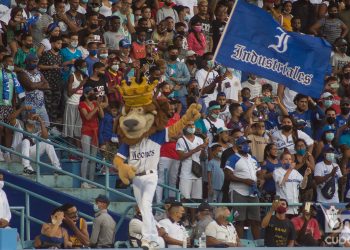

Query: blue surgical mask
(282, 163), (290, 170)
(324, 100), (333, 108)
(240, 144), (250, 154)
(93, 204), (99, 212)
(325, 153), (335, 162)
(325, 133), (335, 142)
(186, 127), (195, 134)
(207, 60), (214, 68)
(217, 152), (222, 158)
(296, 148), (306, 156)
(89, 49), (98, 57)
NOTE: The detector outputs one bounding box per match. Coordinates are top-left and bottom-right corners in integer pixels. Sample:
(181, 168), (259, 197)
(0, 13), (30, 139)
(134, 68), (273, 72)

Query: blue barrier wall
(0, 169), (130, 241)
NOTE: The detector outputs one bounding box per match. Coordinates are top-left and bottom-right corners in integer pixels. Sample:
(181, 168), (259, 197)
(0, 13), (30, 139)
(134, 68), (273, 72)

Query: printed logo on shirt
(131, 150), (155, 160)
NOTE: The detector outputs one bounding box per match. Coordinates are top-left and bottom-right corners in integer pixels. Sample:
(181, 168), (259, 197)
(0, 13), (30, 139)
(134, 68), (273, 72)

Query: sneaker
(23, 167), (36, 175)
(81, 182), (91, 188)
(0, 151), (5, 162)
(50, 127), (61, 136)
(141, 240), (151, 250)
(3, 152), (11, 163)
(149, 241), (160, 249)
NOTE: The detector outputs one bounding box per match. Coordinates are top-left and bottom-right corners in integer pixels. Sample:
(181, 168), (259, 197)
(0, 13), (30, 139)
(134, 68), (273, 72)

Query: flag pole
(199, 0), (239, 97)
(212, 0), (239, 62)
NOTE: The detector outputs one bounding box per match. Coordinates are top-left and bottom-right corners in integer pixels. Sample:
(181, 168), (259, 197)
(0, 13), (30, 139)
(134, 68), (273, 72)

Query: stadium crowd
(1, 0), (350, 248)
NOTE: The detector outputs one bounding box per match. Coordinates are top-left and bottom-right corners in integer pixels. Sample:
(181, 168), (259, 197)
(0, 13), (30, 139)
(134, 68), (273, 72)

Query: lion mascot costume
(113, 77), (201, 248)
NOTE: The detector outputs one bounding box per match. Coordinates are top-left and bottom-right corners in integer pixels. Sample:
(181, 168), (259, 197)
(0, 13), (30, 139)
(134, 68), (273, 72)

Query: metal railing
(9, 206), (25, 246)
(0, 121), (181, 201)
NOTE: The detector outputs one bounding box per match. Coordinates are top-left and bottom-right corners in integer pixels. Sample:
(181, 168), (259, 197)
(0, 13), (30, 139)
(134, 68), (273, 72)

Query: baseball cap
(198, 202), (211, 212)
(145, 40), (157, 46)
(235, 136), (251, 145)
(25, 53), (39, 63)
(186, 50), (196, 57)
(208, 100), (221, 111)
(322, 125), (336, 134)
(321, 92), (333, 99)
(322, 144), (336, 153)
(119, 39), (131, 48)
(95, 194), (110, 204)
(217, 127), (231, 134)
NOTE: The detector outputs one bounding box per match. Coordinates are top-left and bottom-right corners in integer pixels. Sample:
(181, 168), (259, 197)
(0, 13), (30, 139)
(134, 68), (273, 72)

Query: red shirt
(331, 95), (341, 114)
(291, 216), (321, 240)
(160, 113), (180, 159)
(105, 69), (122, 105)
(79, 101), (99, 145)
(131, 42), (146, 60)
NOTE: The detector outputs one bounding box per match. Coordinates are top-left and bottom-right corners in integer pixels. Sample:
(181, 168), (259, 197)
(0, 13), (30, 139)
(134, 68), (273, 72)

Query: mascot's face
(120, 106), (156, 139)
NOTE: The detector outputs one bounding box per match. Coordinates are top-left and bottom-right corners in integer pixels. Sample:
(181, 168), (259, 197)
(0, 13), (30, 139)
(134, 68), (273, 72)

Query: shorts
(230, 190), (260, 222)
(63, 103), (82, 138)
(179, 178), (202, 200)
(0, 105), (13, 124)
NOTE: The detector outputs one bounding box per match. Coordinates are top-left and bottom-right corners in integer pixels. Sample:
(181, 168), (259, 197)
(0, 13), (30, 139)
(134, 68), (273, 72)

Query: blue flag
(215, 0), (332, 98)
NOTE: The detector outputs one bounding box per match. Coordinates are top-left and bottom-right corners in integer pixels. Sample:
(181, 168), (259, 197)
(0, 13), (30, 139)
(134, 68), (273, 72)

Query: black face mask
(187, 59), (196, 65)
(169, 55), (178, 61)
(90, 24), (99, 29)
(191, 88), (200, 96)
(341, 107), (350, 115)
(327, 116), (336, 124)
(328, 13), (338, 18)
(344, 72), (350, 80)
(53, 47), (60, 52)
(62, 43), (68, 48)
(281, 125), (292, 132)
(339, 46), (348, 54)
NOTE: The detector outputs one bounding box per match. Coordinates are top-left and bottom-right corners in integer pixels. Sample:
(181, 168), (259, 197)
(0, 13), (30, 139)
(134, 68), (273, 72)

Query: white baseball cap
(321, 92), (333, 99)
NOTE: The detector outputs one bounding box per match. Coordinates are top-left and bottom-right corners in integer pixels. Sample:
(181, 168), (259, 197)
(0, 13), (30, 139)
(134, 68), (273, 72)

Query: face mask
(276, 205), (287, 214)
(296, 148), (306, 156)
(344, 72), (350, 80)
(38, 7), (47, 13)
(324, 99), (333, 108)
(282, 163), (290, 170)
(27, 119), (36, 125)
(169, 55), (178, 61)
(19, 3), (26, 8)
(184, 14), (191, 22)
(326, 117), (335, 124)
(211, 113), (218, 119)
(26, 44), (33, 49)
(90, 23), (99, 29)
(341, 107), (350, 115)
(99, 53), (108, 59)
(71, 41), (78, 48)
(187, 59), (196, 65)
(325, 153), (335, 162)
(80, 67), (88, 75)
(92, 6), (100, 12)
(328, 13), (338, 18)
(217, 151), (222, 158)
(111, 64), (119, 71)
(186, 127), (195, 134)
(281, 125), (292, 132)
(226, 213), (234, 223)
(193, 25), (202, 32)
(331, 83), (340, 89)
(93, 204), (99, 212)
(207, 60), (214, 68)
(240, 144), (250, 154)
(325, 132), (335, 141)
(89, 49), (98, 57)
(26, 63), (37, 70)
(53, 47), (60, 52)
(7, 65), (14, 72)
(339, 46), (348, 54)
(0, 181), (4, 189)
(82, 0), (88, 3)
(98, 72), (105, 77)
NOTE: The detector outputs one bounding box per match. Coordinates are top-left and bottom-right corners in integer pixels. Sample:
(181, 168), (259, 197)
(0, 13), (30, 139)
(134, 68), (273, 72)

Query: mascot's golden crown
(117, 77), (158, 107)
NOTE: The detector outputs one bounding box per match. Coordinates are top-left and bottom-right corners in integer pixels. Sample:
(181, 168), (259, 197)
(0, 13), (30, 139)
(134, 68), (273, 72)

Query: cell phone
(274, 195), (280, 202)
(305, 202), (311, 213)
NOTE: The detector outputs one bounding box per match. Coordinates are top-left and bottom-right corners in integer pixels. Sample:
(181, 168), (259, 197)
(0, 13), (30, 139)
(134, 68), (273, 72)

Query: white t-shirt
(203, 117), (225, 144)
(273, 167), (303, 214)
(174, 0), (197, 16)
(0, 8), (28, 25)
(195, 69), (219, 107)
(66, 73), (83, 105)
(221, 70), (242, 102)
(314, 161), (342, 203)
(0, 189), (11, 223)
(117, 129), (168, 174)
(271, 129), (314, 155)
(241, 80), (262, 99)
(176, 136), (203, 180)
(158, 218), (186, 248)
(225, 153), (260, 196)
(205, 220), (238, 245)
(282, 87), (297, 113)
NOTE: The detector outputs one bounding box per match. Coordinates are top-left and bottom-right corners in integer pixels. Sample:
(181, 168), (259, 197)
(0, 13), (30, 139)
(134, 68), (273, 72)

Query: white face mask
(111, 64), (119, 71)
(0, 181), (4, 189)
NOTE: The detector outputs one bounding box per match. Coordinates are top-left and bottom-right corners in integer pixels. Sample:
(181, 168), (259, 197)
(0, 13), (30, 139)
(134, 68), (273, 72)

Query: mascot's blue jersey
(117, 129), (168, 173)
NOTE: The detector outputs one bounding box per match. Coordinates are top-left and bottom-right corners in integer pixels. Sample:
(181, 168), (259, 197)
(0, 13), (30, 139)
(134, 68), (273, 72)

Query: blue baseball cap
(323, 125), (336, 134)
(235, 136), (251, 145)
(119, 39), (131, 48)
(217, 127), (231, 134)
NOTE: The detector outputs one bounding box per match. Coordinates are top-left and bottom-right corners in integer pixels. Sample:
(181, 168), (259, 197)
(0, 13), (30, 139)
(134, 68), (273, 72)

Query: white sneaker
(149, 241), (160, 249)
(50, 127), (61, 136)
(0, 151), (5, 162)
(81, 182), (91, 188)
(3, 152), (11, 163)
(141, 240), (151, 250)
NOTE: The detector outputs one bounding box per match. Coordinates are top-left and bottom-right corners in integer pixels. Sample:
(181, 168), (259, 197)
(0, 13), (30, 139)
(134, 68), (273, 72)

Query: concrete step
(26, 175), (74, 188)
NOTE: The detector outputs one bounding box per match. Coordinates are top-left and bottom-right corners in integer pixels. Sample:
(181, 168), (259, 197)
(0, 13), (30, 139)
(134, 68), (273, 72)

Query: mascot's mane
(117, 98), (170, 145)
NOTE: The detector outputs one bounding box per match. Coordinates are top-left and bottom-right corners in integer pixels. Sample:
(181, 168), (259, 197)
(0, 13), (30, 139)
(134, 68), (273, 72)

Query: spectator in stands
(202, 100), (225, 144)
(331, 38), (350, 75)
(90, 194), (116, 248)
(205, 206), (240, 247)
(247, 120), (270, 163)
(291, 203), (321, 246)
(129, 205), (166, 248)
(0, 173), (11, 228)
(14, 34), (36, 69)
(224, 136), (261, 240)
(314, 145), (344, 203)
(273, 152), (310, 215)
(291, 0), (317, 34)
(34, 207), (72, 249)
(262, 199), (296, 247)
(159, 201), (189, 248)
(192, 202), (213, 244)
(61, 203), (90, 248)
(187, 19), (206, 56)
(156, 0), (179, 24)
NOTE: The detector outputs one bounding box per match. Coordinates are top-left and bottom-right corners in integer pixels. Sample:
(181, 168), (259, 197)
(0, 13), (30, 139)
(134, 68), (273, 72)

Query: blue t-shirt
(85, 56), (99, 76)
(207, 158), (224, 190)
(335, 114), (349, 129)
(261, 159), (281, 193)
(60, 48), (82, 82)
(290, 107), (324, 138)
